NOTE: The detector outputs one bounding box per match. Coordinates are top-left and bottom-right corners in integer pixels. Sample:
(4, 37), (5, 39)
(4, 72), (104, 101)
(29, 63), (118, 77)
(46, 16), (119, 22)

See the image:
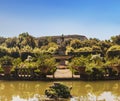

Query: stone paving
(54, 68), (72, 78)
(53, 65), (80, 78)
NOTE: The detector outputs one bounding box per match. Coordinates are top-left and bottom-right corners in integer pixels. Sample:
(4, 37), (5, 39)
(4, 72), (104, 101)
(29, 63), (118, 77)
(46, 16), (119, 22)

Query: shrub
(45, 83), (71, 98)
(69, 55), (91, 74)
(107, 45), (120, 58)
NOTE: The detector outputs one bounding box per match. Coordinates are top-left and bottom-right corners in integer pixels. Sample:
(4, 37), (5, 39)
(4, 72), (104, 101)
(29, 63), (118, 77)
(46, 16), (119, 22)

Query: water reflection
(71, 81), (120, 101)
(97, 83), (120, 101)
(0, 81), (48, 101)
(0, 81), (120, 101)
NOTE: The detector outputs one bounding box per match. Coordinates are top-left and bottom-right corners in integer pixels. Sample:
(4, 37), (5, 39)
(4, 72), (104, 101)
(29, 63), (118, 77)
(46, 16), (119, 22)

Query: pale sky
(0, 0), (120, 40)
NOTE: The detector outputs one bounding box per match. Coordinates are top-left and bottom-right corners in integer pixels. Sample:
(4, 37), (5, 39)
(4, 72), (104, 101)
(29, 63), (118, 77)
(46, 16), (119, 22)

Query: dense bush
(0, 46), (9, 57)
(107, 45), (120, 58)
(111, 35), (120, 45)
(45, 83), (71, 98)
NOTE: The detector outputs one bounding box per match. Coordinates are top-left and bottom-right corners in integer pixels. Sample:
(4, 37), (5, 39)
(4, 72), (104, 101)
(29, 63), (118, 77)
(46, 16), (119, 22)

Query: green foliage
(0, 37), (6, 45)
(33, 47), (41, 55)
(20, 46), (34, 61)
(105, 57), (120, 67)
(82, 38), (100, 47)
(47, 47), (57, 54)
(0, 56), (13, 75)
(107, 45), (120, 51)
(90, 54), (103, 64)
(0, 56), (13, 66)
(87, 54), (104, 70)
(17, 55), (37, 69)
(76, 47), (92, 52)
(39, 42), (58, 54)
(0, 46), (9, 57)
(0, 33), (120, 78)
(99, 40), (112, 55)
(70, 56), (88, 67)
(0, 33), (119, 59)
(86, 62), (103, 72)
(66, 46), (74, 55)
(111, 35), (120, 45)
(36, 54), (57, 74)
(45, 83), (71, 98)
(17, 32), (36, 48)
(9, 47), (20, 58)
(0, 67), (3, 72)
(69, 55), (103, 73)
(107, 45), (120, 58)
(69, 55), (91, 73)
(85, 62), (105, 80)
(70, 39), (82, 49)
(13, 58), (22, 67)
(92, 45), (102, 53)
(10, 58), (22, 71)
(19, 62), (37, 69)
(85, 62), (95, 73)
(4, 37), (17, 48)
(47, 42), (58, 54)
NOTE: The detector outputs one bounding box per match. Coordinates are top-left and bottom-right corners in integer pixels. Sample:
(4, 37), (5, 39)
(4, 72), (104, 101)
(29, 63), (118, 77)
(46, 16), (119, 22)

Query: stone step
(54, 69), (72, 78)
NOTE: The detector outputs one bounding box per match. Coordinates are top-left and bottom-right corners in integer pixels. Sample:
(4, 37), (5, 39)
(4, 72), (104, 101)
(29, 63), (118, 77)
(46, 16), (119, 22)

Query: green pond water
(0, 80), (120, 101)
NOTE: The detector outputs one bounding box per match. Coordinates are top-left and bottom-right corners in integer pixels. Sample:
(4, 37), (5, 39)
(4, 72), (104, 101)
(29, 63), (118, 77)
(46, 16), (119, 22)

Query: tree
(4, 37), (17, 48)
(39, 42), (58, 55)
(66, 46), (74, 55)
(20, 45), (34, 61)
(33, 47), (41, 55)
(9, 47), (20, 58)
(92, 45), (102, 53)
(98, 40), (112, 55)
(111, 35), (120, 45)
(76, 47), (92, 52)
(82, 38), (100, 47)
(107, 45), (120, 58)
(0, 37), (6, 45)
(0, 46), (9, 57)
(17, 32), (36, 49)
(36, 38), (49, 48)
(70, 39), (82, 49)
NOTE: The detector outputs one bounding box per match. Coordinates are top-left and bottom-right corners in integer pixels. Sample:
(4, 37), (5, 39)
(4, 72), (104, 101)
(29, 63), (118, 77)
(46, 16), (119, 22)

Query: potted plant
(0, 56), (13, 78)
(69, 56), (88, 77)
(104, 58), (120, 77)
(36, 55), (57, 78)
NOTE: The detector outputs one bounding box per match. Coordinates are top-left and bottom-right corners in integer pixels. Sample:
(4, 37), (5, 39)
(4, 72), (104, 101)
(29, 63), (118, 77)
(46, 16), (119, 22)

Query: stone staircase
(54, 68), (72, 78)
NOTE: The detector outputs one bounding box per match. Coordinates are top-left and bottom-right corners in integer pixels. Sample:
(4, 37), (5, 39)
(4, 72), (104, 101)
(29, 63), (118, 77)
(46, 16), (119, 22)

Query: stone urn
(2, 61), (12, 78)
(112, 65), (120, 76)
(39, 66), (49, 78)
